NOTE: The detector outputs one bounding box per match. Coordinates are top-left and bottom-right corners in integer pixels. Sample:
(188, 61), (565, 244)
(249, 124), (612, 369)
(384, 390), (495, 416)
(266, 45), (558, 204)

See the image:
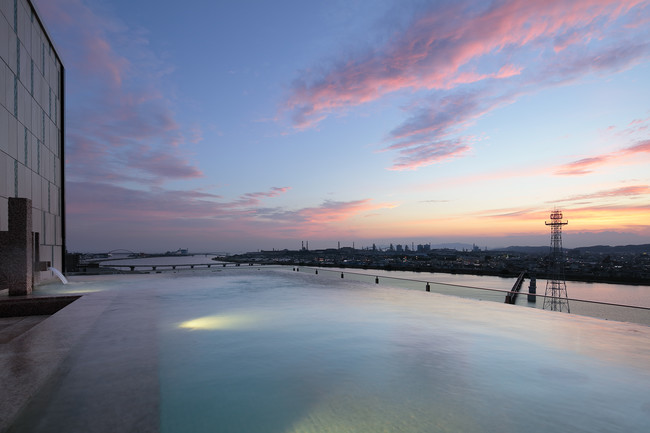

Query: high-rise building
(1, 0), (65, 293)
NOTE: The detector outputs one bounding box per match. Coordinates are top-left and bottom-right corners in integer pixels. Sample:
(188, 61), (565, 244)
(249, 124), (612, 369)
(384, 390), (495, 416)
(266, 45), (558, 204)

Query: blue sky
(36, 0), (650, 253)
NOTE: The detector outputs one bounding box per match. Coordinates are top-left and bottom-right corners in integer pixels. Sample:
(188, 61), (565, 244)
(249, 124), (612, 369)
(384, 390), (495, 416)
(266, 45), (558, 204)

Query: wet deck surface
(0, 283), (159, 433)
(3, 289), (159, 433)
(0, 316), (48, 344)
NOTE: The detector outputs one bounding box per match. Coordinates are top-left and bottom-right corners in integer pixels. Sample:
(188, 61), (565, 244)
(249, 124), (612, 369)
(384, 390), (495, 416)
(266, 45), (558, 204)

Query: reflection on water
(157, 270), (650, 433)
(305, 267), (650, 325)
(178, 313), (263, 330)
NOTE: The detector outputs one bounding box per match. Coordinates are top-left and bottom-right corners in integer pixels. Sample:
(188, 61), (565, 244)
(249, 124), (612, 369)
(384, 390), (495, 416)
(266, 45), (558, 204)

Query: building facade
(1, 0), (64, 289)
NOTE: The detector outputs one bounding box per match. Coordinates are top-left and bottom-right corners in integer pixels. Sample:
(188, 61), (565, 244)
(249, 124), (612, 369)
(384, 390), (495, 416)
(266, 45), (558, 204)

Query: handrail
(93, 261), (650, 312)
(300, 266), (650, 311)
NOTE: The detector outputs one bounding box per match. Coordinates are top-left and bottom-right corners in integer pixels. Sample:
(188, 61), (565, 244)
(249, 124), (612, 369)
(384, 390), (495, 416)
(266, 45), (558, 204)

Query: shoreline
(222, 258), (650, 287)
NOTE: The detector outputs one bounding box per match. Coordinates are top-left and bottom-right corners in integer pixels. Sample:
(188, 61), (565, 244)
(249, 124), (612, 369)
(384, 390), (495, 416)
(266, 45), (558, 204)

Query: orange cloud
(296, 200), (396, 224)
(562, 205), (650, 233)
(454, 201), (650, 237)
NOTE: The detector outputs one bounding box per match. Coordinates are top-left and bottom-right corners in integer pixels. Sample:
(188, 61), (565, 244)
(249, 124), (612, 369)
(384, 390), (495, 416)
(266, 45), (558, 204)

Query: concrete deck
(0, 283), (158, 432)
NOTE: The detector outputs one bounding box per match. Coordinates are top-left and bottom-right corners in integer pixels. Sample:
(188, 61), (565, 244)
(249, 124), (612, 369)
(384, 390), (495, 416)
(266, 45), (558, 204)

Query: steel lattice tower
(543, 210), (570, 312)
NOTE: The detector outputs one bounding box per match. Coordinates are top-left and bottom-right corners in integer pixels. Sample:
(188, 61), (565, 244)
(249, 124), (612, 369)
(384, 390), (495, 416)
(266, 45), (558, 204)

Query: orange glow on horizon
(289, 205), (650, 241)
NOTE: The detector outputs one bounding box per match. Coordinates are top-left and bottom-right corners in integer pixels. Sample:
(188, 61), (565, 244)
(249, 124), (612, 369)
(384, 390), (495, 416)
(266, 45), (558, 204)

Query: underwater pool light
(179, 314), (260, 330)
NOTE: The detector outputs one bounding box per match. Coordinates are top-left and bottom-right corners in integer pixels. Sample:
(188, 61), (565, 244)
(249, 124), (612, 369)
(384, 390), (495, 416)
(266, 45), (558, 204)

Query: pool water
(8, 268), (650, 432)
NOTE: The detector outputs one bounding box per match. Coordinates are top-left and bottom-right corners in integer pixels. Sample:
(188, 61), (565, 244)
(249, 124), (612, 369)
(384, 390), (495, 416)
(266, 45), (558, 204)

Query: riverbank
(220, 248), (650, 286)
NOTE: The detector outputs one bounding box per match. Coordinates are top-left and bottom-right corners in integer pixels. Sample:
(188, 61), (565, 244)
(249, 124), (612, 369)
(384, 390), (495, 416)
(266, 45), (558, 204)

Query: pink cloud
(37, 0), (129, 88)
(477, 207), (540, 219)
(129, 147), (203, 180)
(286, 0), (644, 122)
(629, 117), (649, 126)
(82, 32), (128, 87)
(387, 89), (492, 143)
(243, 187), (291, 200)
(36, 0), (203, 186)
(296, 199), (394, 224)
(66, 184), (293, 226)
(556, 139), (650, 175)
(234, 187), (292, 207)
(493, 64), (523, 79)
(555, 156), (611, 176)
(553, 185), (650, 203)
(283, 0), (649, 170)
(66, 182), (224, 223)
(389, 139), (471, 171)
(622, 139), (650, 155)
(65, 181), (394, 251)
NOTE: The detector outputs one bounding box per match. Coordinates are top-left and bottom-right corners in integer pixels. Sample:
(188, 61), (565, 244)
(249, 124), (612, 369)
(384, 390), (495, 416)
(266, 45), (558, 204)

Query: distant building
(0, 0), (65, 293)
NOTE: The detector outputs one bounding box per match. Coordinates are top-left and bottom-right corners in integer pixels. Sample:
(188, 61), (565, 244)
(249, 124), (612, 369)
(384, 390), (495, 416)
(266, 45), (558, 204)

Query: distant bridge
(101, 262), (256, 272)
(107, 249), (138, 255)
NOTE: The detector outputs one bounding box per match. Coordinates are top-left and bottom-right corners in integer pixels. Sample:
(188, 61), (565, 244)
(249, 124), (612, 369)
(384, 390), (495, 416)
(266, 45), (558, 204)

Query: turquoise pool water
(8, 268), (650, 432)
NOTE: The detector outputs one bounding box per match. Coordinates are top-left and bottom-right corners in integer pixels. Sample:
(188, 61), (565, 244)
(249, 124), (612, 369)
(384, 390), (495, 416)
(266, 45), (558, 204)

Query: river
(100, 254), (650, 326)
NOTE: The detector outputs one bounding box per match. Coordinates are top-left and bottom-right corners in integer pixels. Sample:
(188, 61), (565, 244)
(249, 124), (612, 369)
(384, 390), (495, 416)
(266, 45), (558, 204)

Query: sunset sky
(36, 0), (650, 253)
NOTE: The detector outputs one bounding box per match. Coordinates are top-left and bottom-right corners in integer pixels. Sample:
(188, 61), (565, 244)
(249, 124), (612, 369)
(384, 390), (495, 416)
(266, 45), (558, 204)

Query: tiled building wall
(0, 0), (64, 282)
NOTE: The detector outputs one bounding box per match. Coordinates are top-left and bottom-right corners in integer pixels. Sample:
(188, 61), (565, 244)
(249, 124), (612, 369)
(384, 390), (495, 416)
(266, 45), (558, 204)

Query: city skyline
(36, 0), (650, 253)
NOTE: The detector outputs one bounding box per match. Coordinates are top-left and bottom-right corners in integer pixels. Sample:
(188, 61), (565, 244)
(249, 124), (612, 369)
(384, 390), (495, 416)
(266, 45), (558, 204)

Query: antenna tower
(543, 209), (570, 312)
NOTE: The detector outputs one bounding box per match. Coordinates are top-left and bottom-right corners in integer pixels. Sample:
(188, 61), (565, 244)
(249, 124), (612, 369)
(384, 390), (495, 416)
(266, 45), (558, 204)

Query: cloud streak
(36, 0), (203, 185)
(556, 139), (650, 175)
(65, 180), (393, 250)
(284, 0), (650, 170)
(471, 202), (650, 232)
(552, 185), (650, 204)
(295, 199), (395, 224)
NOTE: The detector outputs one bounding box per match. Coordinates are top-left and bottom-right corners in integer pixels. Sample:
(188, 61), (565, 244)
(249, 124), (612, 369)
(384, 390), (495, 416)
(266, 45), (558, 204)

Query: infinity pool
(5, 268), (650, 432)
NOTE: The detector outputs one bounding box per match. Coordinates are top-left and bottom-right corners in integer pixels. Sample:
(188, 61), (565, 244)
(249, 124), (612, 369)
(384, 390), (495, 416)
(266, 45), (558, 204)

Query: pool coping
(0, 296), (82, 318)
